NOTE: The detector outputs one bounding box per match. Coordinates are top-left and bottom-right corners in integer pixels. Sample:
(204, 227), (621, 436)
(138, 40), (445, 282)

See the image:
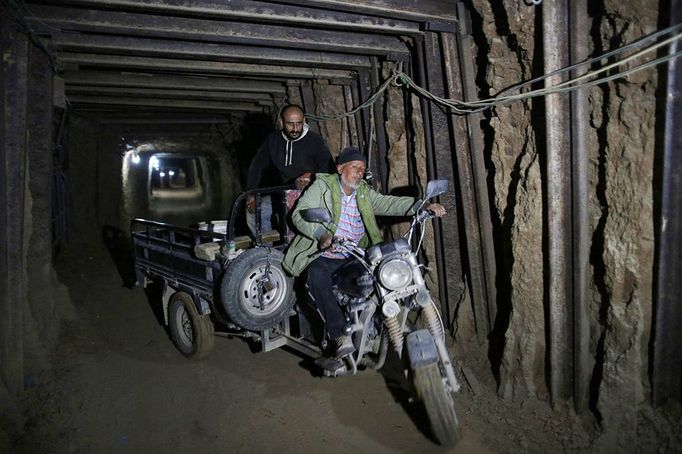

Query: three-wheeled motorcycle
(131, 180), (461, 446)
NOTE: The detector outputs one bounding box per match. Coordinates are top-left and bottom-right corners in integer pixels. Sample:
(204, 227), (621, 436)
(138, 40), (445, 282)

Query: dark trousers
(305, 256), (351, 339)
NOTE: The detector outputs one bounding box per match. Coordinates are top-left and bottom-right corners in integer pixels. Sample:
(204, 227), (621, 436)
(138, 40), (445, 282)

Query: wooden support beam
(0, 10), (28, 394)
(343, 84), (359, 148)
(266, 0), (457, 23)
(26, 41), (57, 338)
(369, 57), (388, 191)
(67, 95), (267, 112)
(350, 81), (365, 152)
(62, 70), (287, 94)
(27, 5), (410, 59)
(653, 0), (682, 407)
(29, 0), (423, 35)
(422, 32), (466, 334)
(569, 0), (591, 414)
(50, 33), (372, 69)
(58, 53), (355, 80)
(356, 70), (372, 153)
(543, 0), (574, 404)
(65, 86), (274, 102)
(300, 80), (319, 134)
(452, 5), (497, 330)
(87, 114), (238, 125)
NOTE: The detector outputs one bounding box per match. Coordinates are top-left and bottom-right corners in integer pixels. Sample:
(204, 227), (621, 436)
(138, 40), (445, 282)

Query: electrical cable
(393, 48), (681, 113)
(305, 75), (395, 121)
(492, 22), (682, 100)
(465, 29), (682, 107)
(306, 23), (682, 119)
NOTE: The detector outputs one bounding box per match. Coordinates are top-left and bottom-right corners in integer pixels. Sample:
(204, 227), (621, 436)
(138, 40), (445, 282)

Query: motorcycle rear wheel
(168, 291), (215, 359)
(413, 363), (461, 447)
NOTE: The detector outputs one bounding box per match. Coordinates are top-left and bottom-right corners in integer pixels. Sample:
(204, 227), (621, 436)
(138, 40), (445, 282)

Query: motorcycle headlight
(378, 258), (412, 291)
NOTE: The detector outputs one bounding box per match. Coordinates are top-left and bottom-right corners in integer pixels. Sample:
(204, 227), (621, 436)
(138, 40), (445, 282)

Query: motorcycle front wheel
(413, 363), (461, 447)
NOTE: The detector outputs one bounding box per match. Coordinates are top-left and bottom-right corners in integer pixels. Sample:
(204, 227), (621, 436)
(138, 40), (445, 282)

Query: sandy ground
(11, 241), (679, 453)
(14, 243), (494, 453)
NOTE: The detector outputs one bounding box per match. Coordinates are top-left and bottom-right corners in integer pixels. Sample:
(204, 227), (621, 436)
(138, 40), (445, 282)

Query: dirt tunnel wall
(465, 0), (673, 447)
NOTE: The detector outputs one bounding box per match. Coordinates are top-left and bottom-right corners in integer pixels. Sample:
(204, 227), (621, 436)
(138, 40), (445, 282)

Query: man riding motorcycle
(282, 146), (446, 358)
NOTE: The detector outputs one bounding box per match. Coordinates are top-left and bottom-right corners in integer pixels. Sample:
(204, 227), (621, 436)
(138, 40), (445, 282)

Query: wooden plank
(30, 0), (422, 35)
(51, 33), (372, 69)
(0, 10), (28, 394)
(58, 53), (354, 80)
(27, 5), (409, 58)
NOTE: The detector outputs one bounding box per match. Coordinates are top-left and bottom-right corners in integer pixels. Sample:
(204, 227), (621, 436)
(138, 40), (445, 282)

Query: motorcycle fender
(406, 329), (439, 369)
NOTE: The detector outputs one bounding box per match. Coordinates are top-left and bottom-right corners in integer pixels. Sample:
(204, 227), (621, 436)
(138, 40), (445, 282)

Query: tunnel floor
(14, 239), (604, 453)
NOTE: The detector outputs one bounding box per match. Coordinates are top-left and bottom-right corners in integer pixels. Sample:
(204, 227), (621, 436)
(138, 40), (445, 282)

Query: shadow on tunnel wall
(102, 225), (136, 288)
(231, 113), (276, 186)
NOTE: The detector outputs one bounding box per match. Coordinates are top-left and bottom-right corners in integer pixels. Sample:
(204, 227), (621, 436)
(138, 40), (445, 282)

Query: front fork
(383, 288), (460, 393)
(418, 291), (460, 393)
(384, 314), (404, 356)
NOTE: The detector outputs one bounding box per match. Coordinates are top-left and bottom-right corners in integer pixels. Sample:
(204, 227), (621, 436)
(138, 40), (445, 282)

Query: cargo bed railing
(131, 218), (226, 297)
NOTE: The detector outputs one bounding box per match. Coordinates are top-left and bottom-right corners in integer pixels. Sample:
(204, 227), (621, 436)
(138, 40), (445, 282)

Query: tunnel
(1, 0), (681, 452)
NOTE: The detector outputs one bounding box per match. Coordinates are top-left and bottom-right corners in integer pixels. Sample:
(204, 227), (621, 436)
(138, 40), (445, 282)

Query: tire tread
(413, 363), (461, 447)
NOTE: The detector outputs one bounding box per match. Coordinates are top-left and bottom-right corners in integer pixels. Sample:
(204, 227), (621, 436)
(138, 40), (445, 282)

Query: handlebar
(416, 208), (437, 223)
(404, 208), (439, 246)
(328, 237), (363, 255)
(314, 209), (437, 259)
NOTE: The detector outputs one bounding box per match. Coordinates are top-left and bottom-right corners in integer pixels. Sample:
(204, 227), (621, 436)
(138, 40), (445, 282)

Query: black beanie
(336, 146), (366, 165)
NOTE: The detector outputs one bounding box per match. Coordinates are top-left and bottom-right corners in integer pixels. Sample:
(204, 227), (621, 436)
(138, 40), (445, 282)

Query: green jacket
(283, 173), (420, 276)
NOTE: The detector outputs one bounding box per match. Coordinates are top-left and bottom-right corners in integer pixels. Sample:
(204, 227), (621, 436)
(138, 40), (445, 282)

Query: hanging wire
(463, 27), (682, 108)
(305, 75), (396, 122)
(498, 23), (682, 96)
(306, 23), (682, 120)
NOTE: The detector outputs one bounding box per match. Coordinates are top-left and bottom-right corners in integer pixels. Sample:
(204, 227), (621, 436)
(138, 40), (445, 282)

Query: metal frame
(652, 0), (682, 406)
(543, 0), (574, 405)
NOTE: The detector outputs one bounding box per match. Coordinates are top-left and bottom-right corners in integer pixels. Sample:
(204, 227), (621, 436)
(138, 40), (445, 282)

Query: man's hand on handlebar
(318, 232), (333, 250)
(424, 202), (447, 217)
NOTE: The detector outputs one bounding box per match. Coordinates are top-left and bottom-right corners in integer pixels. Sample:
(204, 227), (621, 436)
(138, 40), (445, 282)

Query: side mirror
(300, 208), (332, 224)
(425, 179), (449, 199)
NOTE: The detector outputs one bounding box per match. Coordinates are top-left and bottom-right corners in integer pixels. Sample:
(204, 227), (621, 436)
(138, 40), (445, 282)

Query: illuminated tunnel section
(122, 143), (234, 227)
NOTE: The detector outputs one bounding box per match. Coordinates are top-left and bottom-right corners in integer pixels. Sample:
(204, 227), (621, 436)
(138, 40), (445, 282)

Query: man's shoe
(334, 335), (355, 358)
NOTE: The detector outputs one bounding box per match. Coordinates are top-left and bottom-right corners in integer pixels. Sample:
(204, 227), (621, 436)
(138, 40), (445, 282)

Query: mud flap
(406, 329), (439, 369)
(161, 281), (175, 325)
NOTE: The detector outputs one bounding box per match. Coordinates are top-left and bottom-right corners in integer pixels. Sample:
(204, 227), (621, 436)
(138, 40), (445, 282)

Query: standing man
(283, 146), (446, 358)
(246, 104), (334, 234)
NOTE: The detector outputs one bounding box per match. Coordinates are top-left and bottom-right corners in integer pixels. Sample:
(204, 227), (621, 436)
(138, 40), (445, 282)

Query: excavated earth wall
(588, 1), (658, 449)
(468, 0), (666, 446)
(469, 0), (546, 401)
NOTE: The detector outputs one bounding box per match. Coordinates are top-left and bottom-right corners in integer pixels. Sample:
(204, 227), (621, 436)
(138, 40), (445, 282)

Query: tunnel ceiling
(21, 0), (458, 123)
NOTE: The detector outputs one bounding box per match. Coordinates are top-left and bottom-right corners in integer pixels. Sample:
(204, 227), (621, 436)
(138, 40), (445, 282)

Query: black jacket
(246, 126), (334, 189)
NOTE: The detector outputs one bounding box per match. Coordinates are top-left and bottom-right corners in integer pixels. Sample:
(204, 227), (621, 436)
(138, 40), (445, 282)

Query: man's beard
(284, 129), (300, 140)
(341, 175), (361, 190)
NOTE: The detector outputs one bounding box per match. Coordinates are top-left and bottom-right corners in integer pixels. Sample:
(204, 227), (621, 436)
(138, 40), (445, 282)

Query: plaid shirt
(323, 185), (365, 259)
